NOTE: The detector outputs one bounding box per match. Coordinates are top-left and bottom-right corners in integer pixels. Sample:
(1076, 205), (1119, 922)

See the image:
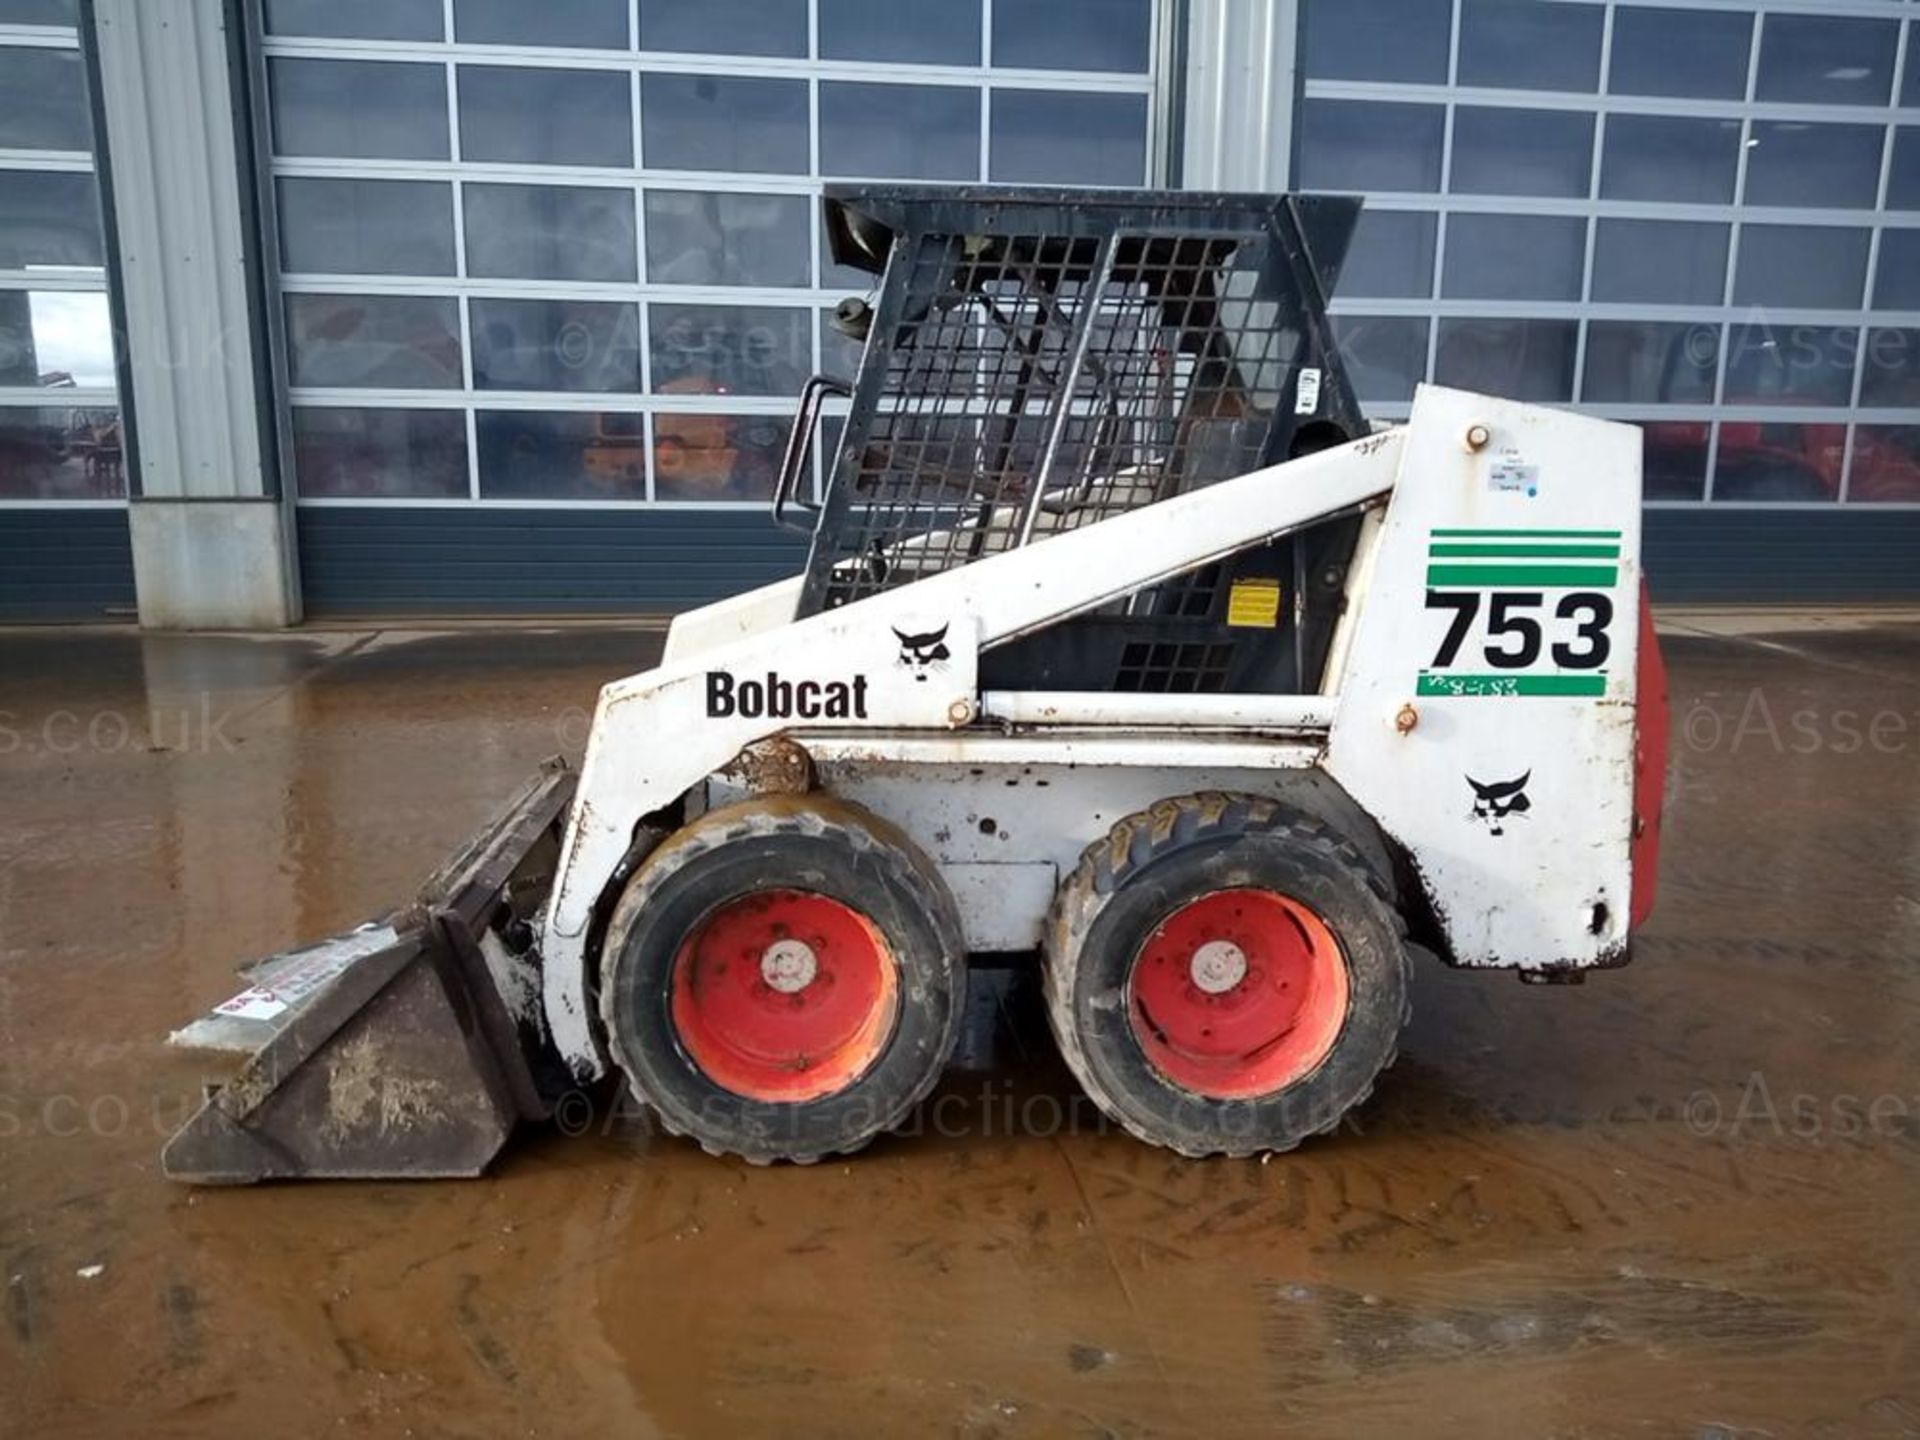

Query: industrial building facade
(2, 0), (1917, 624)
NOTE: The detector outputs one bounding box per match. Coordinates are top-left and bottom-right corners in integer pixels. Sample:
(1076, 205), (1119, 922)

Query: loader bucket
(162, 760), (576, 1184)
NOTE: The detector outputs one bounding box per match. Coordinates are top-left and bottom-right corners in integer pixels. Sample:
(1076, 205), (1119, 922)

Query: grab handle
(773, 374), (852, 534)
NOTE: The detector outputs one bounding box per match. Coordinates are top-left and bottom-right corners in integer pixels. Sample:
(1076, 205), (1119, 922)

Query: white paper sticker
(1489, 451), (1539, 496)
(213, 986), (288, 1021)
(1294, 367), (1322, 416)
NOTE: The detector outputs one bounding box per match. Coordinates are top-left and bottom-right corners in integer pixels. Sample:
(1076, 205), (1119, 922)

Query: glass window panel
(0, 170), (100, 270)
(637, 0), (807, 57)
(1744, 122), (1886, 211)
(654, 411), (787, 503)
(1875, 230), (1920, 311)
(0, 1), (77, 23)
(1338, 210), (1435, 299)
(1297, 100), (1444, 193)
(0, 48), (88, 151)
(463, 182), (636, 282)
(641, 73), (808, 174)
(1859, 329), (1920, 410)
(1591, 219), (1728, 306)
(1449, 107), (1593, 198)
(1908, 29), (1920, 110)
(650, 303), (810, 397)
(646, 191), (810, 288)
(989, 91), (1146, 186)
(268, 58), (448, 162)
(820, 82), (979, 181)
(1442, 214), (1585, 301)
(1890, 130), (1920, 213)
(1733, 226), (1869, 311)
(1850, 426), (1920, 504)
(1301, 0), (1449, 85)
(471, 298), (640, 393)
(292, 407), (468, 498)
(477, 409), (647, 499)
(277, 178), (455, 277)
(453, 0), (627, 49)
(1329, 315), (1429, 405)
(1712, 423), (1847, 503)
(0, 289), (112, 387)
(264, 0), (442, 40)
(458, 66), (632, 169)
(994, 0), (1153, 74)
(1634, 419), (1710, 501)
(285, 294), (462, 390)
(821, 0), (981, 65)
(1457, 0), (1603, 93)
(1581, 320), (1720, 404)
(0, 405), (122, 499)
(1600, 115), (1741, 204)
(1755, 15), (1897, 107)
(1434, 317), (1578, 402)
(820, 307), (864, 382)
(589, 412), (651, 492)
(1723, 324), (1858, 407)
(1608, 7), (1752, 100)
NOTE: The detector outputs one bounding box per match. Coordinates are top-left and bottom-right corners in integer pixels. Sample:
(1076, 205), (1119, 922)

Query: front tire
(1044, 793), (1409, 1157)
(599, 797), (966, 1163)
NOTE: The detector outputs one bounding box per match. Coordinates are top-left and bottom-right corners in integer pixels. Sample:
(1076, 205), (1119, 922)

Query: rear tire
(599, 797), (966, 1163)
(1044, 793), (1409, 1157)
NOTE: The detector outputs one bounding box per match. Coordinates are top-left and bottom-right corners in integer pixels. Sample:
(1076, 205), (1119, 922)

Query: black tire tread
(1043, 791), (1411, 1159)
(598, 796), (965, 1165)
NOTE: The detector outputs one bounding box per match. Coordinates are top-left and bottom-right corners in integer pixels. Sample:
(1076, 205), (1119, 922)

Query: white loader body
(541, 385), (1651, 1081)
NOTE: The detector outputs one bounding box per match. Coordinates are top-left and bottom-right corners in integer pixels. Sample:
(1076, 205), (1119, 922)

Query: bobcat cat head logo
(893, 623), (950, 682)
(1468, 771), (1532, 836)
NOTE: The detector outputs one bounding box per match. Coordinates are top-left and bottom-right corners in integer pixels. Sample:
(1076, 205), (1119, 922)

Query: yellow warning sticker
(1226, 577), (1283, 628)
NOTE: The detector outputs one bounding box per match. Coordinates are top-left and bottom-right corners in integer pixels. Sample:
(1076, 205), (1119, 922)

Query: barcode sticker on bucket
(214, 987), (288, 1021)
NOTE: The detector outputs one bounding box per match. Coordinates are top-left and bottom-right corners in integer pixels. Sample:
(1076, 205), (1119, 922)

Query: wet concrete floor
(0, 615), (1916, 1438)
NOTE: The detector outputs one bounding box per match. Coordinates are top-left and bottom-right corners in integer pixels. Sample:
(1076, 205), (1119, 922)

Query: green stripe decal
(1431, 528), (1622, 539)
(1426, 564), (1619, 587)
(1418, 673), (1609, 697)
(1427, 543), (1621, 559)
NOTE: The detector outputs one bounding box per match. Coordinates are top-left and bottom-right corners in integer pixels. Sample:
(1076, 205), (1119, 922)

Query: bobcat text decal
(706, 671), (870, 720)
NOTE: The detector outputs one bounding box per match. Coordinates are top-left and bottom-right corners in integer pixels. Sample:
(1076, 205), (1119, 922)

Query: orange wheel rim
(1127, 888), (1349, 1099)
(669, 889), (899, 1102)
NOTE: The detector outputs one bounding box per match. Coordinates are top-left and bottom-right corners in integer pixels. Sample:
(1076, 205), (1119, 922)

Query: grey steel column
(1183, 0), (1298, 192)
(84, 0), (298, 628)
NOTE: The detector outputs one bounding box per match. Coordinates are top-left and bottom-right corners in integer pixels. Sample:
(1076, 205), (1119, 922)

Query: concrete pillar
(1182, 0), (1298, 192)
(85, 0), (300, 629)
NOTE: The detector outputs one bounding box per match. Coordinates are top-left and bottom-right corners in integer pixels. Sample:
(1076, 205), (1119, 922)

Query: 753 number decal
(1426, 590), (1614, 671)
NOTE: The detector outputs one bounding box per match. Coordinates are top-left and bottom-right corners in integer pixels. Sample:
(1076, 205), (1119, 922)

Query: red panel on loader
(1630, 583), (1669, 930)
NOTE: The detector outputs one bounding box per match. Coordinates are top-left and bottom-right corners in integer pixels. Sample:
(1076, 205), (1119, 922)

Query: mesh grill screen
(812, 228), (1305, 609)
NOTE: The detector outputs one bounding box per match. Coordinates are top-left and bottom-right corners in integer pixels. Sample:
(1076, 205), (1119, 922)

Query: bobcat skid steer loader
(163, 187), (1668, 1180)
